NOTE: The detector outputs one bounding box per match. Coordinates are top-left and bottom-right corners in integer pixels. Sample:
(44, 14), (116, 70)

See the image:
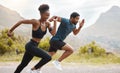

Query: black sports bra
(32, 27), (47, 39)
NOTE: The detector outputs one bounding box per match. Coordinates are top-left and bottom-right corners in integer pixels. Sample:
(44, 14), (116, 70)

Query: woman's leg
(30, 47), (52, 69)
(14, 51), (34, 73)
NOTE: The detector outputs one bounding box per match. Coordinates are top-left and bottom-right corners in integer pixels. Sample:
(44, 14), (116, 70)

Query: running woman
(48, 12), (85, 70)
(7, 4), (56, 73)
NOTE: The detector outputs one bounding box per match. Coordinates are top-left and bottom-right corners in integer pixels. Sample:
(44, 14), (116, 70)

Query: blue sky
(0, 0), (120, 28)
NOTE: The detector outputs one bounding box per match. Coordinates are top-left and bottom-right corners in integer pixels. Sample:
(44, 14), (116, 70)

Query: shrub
(79, 41), (106, 57)
(0, 29), (26, 55)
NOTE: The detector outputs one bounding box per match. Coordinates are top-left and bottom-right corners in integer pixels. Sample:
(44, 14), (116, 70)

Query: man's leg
(58, 44), (74, 62)
(51, 43), (74, 71)
(48, 40), (73, 70)
(48, 41), (58, 57)
(49, 52), (56, 56)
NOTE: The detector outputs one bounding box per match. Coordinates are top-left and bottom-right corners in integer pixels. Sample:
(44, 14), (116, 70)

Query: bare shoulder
(31, 19), (39, 24)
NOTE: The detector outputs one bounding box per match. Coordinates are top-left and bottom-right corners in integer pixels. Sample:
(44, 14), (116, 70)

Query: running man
(7, 4), (56, 73)
(48, 12), (85, 70)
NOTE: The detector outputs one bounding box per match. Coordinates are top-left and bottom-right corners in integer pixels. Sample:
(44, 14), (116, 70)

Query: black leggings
(14, 39), (51, 73)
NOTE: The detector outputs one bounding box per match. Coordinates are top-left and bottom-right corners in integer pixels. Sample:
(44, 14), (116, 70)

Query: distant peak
(108, 5), (120, 12)
(111, 6), (120, 9)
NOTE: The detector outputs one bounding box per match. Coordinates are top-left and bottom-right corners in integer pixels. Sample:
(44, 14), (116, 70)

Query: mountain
(78, 6), (120, 53)
(0, 5), (32, 37)
(0, 5), (23, 27)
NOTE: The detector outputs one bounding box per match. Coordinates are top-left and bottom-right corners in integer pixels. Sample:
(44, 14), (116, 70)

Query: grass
(0, 52), (41, 62)
(51, 51), (120, 65)
(0, 51), (120, 65)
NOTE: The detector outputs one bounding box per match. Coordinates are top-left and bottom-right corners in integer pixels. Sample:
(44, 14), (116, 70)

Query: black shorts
(48, 40), (66, 52)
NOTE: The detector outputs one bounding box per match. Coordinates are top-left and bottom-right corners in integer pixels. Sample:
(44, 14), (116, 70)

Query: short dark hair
(38, 4), (49, 13)
(70, 12), (80, 18)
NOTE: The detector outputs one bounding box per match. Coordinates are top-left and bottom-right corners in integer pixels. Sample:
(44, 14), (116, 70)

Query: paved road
(0, 62), (120, 73)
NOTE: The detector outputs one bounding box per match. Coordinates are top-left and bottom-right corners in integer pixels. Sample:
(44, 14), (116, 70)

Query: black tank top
(32, 27), (47, 39)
